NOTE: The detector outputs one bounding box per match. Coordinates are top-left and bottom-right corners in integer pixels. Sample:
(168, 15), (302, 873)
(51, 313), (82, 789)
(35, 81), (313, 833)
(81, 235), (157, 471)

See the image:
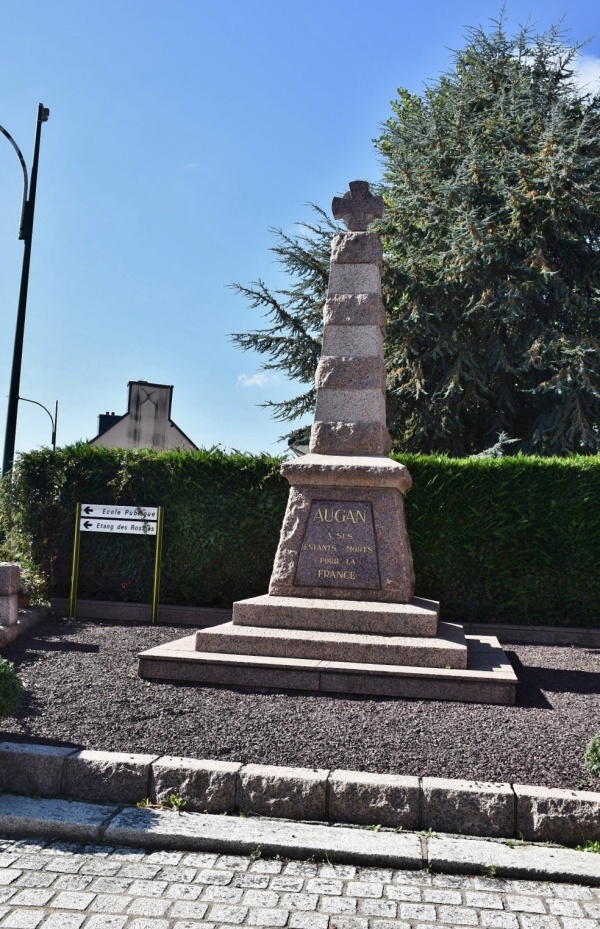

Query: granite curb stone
(49, 599), (230, 626)
(0, 743), (77, 797)
(328, 770), (420, 828)
(151, 756), (242, 813)
(237, 764), (329, 821)
(62, 750), (159, 805)
(422, 777), (516, 838)
(515, 783), (600, 845)
(0, 742), (598, 848)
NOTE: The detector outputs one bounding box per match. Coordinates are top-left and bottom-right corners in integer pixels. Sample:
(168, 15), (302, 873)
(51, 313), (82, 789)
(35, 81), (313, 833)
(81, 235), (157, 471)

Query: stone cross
(332, 180), (384, 231)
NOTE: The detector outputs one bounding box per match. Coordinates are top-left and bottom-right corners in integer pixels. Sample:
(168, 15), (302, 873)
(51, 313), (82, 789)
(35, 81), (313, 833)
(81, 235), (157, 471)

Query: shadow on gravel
(0, 730), (82, 749)
(5, 687), (48, 723)
(508, 651), (600, 709)
(8, 641), (100, 664)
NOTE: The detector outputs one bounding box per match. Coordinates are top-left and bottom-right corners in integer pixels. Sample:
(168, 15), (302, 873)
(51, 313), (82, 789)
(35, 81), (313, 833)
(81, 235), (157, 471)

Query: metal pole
(151, 507), (164, 625)
(69, 503), (82, 618)
(2, 103), (50, 477)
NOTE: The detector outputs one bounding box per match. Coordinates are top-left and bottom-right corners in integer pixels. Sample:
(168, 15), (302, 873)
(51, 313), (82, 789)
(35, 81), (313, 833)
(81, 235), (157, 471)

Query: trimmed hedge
(1, 445), (599, 627)
(402, 454), (600, 627)
(0, 445), (287, 608)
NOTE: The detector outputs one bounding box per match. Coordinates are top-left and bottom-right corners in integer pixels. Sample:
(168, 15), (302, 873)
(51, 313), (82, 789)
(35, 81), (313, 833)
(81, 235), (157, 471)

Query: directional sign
(71, 503), (165, 625)
(81, 504), (158, 521)
(80, 518), (157, 536)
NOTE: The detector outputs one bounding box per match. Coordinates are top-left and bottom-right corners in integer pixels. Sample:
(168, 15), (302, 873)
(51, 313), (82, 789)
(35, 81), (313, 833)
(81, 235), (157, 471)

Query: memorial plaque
(294, 500), (380, 589)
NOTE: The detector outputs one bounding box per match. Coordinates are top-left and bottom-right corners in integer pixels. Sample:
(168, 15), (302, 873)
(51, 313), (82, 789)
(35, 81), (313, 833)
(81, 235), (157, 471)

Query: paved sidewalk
(3, 797), (600, 885)
(1, 833), (600, 929)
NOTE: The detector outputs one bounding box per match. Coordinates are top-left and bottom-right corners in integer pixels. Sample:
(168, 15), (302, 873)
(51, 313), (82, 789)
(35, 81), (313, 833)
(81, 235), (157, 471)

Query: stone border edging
(49, 597), (600, 646)
(0, 741), (598, 848)
(466, 622), (600, 647)
(0, 606), (48, 649)
(49, 598), (229, 627)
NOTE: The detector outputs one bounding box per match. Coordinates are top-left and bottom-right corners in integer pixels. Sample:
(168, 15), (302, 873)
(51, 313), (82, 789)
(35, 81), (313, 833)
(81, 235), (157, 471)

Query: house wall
(91, 382), (196, 450)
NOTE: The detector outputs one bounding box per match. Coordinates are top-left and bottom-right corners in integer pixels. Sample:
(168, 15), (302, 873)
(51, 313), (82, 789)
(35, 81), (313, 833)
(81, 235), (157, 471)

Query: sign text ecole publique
(70, 502), (164, 622)
(79, 504), (159, 536)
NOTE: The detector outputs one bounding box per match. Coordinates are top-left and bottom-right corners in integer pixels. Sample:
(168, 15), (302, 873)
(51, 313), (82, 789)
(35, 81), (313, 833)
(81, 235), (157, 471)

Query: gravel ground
(1, 616), (600, 791)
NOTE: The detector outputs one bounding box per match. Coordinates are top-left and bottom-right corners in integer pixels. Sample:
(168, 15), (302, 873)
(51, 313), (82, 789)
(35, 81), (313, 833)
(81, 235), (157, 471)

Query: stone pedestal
(0, 563), (20, 627)
(268, 455), (414, 604)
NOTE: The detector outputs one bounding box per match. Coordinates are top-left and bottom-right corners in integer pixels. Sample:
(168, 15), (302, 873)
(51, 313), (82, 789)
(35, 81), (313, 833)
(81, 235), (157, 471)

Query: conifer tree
(231, 207), (337, 438)
(233, 17), (600, 455)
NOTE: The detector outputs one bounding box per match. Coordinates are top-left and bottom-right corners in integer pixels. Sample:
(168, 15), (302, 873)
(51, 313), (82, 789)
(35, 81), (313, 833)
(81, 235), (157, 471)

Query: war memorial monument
(139, 181), (517, 704)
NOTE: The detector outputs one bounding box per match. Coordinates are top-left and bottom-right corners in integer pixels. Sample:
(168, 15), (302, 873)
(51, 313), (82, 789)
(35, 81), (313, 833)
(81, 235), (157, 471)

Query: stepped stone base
(233, 594), (439, 636)
(138, 632), (517, 704)
(195, 620), (467, 668)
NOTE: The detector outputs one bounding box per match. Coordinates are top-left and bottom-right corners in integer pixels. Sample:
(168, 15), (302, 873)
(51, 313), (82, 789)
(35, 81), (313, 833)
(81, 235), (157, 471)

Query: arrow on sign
(83, 506), (93, 515)
(83, 521), (92, 529)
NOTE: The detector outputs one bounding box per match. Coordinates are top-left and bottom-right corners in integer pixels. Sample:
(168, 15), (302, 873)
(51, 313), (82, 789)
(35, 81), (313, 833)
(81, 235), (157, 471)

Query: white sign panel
(81, 504), (158, 521)
(80, 518), (157, 536)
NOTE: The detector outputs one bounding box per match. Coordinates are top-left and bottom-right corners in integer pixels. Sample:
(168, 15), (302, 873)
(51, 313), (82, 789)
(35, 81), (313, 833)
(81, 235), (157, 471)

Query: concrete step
(138, 632), (516, 704)
(233, 594), (439, 636)
(194, 620), (467, 669)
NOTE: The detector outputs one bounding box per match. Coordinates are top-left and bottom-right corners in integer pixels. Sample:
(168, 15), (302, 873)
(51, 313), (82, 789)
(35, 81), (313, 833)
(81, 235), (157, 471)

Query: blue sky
(1, 0), (599, 458)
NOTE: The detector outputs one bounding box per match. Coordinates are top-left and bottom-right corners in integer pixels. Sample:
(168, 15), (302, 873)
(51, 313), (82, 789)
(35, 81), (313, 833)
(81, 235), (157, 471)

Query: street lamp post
(18, 397), (57, 450)
(1, 103), (50, 476)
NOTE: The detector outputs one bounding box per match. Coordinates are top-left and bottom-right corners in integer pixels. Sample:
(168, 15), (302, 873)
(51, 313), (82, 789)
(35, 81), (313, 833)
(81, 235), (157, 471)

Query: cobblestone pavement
(1, 835), (600, 929)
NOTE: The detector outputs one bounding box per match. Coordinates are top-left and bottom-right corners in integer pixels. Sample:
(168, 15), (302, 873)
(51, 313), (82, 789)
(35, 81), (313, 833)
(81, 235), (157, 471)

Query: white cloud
(518, 51), (600, 94)
(237, 371), (280, 388)
(573, 53), (600, 93)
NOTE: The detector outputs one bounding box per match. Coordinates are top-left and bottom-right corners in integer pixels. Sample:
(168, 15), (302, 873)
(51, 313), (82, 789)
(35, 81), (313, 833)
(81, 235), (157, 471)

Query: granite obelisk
(266, 180), (416, 605)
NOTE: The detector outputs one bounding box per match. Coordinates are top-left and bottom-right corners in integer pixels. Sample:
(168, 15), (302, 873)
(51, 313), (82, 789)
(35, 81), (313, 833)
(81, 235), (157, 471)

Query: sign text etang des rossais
(294, 500), (380, 589)
(79, 503), (158, 536)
